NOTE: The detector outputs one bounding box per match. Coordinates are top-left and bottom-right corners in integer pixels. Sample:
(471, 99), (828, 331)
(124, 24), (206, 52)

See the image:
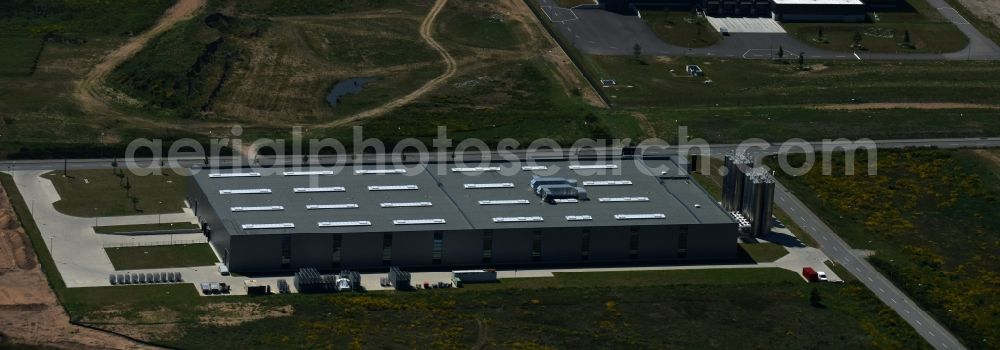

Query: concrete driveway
(6, 170), (202, 287)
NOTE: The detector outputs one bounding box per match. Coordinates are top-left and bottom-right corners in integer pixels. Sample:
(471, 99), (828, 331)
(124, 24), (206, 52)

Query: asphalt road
(2, 136), (996, 349)
(536, 0), (1000, 60)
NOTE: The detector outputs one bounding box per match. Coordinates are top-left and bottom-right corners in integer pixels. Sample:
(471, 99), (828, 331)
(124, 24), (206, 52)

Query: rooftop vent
(318, 221), (372, 227)
(521, 165), (548, 171)
(569, 164), (618, 170)
(565, 215), (593, 221)
(219, 189), (272, 195)
(241, 223), (294, 230)
(368, 185), (419, 191)
(464, 183), (515, 189)
(283, 170), (335, 176)
(354, 169), (406, 175)
(380, 202), (433, 208)
(613, 213), (666, 220)
(451, 167), (501, 172)
(493, 216), (544, 223)
(209, 172), (261, 178)
(306, 204), (359, 210)
(598, 197), (649, 203)
(293, 187), (346, 193)
(478, 199), (531, 205)
(231, 206), (284, 212)
(553, 198), (579, 203)
(582, 180), (633, 186)
(393, 219), (447, 225)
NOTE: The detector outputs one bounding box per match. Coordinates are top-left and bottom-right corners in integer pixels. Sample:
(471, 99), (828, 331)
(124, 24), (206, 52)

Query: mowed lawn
(783, 0), (969, 54)
(769, 149), (1000, 348)
(584, 55), (1000, 108)
(61, 268), (929, 349)
(105, 244), (217, 270)
(43, 169), (188, 217)
(642, 12), (721, 48)
(739, 243), (790, 263)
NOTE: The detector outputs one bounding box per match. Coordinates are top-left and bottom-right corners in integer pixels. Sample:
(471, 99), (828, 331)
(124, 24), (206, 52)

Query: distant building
(599, 0), (872, 22)
(188, 156), (739, 273)
(771, 0), (867, 22)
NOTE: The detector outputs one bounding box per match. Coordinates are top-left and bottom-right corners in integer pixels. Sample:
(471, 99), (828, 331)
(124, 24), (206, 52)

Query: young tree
(903, 29), (912, 46)
(633, 43), (643, 63)
(853, 31), (863, 49)
(798, 52), (806, 69)
(130, 196), (140, 212)
(810, 287), (823, 307)
(777, 45), (784, 60)
(817, 26), (824, 40)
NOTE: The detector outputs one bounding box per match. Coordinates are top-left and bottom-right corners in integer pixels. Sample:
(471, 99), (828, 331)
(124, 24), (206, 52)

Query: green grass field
(768, 149), (1000, 348)
(583, 55), (1000, 108)
(642, 12), (721, 48)
(94, 222), (199, 234)
(0, 37), (43, 76)
(42, 169), (188, 217)
(783, 0), (969, 54)
(56, 269), (930, 349)
(739, 243), (790, 263)
(105, 244), (218, 270)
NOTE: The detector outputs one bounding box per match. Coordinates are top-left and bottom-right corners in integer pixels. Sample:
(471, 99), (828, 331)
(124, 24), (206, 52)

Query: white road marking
(853, 52), (861, 60)
(917, 320), (923, 325)
(879, 287), (885, 293)
(905, 309), (910, 314)
(891, 298), (897, 304)
(929, 331), (935, 337)
(867, 276), (872, 281)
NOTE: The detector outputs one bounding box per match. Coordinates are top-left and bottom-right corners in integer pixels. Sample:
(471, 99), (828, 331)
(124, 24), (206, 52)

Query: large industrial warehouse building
(188, 156), (738, 273)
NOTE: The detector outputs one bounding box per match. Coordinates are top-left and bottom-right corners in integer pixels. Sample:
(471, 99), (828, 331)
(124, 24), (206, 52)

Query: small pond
(325, 77), (374, 107)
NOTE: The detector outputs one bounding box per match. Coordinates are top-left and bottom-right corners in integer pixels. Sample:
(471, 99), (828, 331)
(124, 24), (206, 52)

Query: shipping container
(802, 267), (818, 282)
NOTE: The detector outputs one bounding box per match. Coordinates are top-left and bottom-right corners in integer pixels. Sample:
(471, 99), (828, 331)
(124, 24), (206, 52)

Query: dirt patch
(655, 56), (673, 64)
(0, 186), (159, 349)
(973, 149), (1000, 169)
(322, 0), (457, 128)
(632, 112), (657, 138)
(955, 0), (1000, 30)
(197, 302), (294, 326)
(811, 102), (1000, 110)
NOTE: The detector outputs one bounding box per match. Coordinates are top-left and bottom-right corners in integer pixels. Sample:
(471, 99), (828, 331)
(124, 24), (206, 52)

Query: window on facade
(531, 230), (542, 262)
(629, 230), (639, 259)
(281, 236), (291, 269)
(382, 233), (393, 265)
(678, 225), (689, 258)
(432, 231), (443, 264)
(482, 230), (493, 263)
(332, 234), (342, 267)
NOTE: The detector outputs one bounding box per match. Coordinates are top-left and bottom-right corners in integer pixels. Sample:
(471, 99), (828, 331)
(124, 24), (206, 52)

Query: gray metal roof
(191, 157), (733, 235)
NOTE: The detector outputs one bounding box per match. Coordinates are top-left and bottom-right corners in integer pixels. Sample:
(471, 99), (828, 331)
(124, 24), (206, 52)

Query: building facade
(188, 156), (738, 272)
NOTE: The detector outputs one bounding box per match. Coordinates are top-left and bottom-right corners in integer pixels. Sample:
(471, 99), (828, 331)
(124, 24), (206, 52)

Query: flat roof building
(188, 156), (738, 272)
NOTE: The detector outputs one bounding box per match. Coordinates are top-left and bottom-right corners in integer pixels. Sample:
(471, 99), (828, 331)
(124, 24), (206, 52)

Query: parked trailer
(802, 267), (819, 282)
(452, 270), (497, 283)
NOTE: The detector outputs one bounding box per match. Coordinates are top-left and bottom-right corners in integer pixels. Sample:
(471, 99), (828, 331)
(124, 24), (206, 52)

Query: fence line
(103, 239), (207, 248)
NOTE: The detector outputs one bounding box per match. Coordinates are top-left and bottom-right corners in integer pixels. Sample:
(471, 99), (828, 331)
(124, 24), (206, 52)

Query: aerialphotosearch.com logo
(124, 125), (878, 178)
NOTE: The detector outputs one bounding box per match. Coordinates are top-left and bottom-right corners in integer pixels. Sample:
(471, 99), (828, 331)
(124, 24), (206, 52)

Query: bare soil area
(74, 0), (205, 116)
(955, 0), (1000, 29)
(0, 187), (158, 349)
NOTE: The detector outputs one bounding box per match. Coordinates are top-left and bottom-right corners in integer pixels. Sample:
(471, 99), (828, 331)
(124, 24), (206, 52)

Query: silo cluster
(722, 152), (776, 237)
